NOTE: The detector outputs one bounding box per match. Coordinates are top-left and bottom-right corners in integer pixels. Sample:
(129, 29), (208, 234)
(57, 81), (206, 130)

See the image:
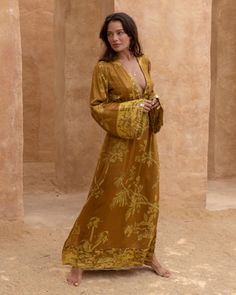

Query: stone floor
(206, 177), (236, 211)
(1, 162), (235, 295)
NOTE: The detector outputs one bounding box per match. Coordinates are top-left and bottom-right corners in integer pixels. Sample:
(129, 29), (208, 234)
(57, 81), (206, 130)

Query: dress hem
(62, 246), (155, 270)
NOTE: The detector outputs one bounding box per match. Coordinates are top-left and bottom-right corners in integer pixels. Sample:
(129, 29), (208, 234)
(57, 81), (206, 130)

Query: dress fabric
(62, 55), (163, 270)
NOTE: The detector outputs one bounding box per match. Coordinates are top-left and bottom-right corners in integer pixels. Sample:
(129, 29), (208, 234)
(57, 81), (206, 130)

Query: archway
(207, 0), (236, 210)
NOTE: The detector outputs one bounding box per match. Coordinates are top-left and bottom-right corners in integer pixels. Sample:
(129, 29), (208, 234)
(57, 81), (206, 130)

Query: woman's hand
(140, 96), (161, 113)
(151, 97), (161, 110)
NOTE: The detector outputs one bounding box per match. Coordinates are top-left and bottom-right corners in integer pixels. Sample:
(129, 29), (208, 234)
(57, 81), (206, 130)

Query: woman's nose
(112, 33), (119, 41)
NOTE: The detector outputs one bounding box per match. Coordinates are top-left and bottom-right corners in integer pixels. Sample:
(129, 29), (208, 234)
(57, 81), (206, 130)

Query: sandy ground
(0, 163), (236, 295)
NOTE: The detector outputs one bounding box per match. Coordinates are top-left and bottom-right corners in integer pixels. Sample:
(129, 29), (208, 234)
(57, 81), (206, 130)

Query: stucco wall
(2, 0), (235, 221)
(0, 0), (23, 220)
(19, 0), (55, 162)
(54, 0), (212, 208)
(54, 0), (114, 191)
(115, 0), (212, 207)
(208, 0), (236, 178)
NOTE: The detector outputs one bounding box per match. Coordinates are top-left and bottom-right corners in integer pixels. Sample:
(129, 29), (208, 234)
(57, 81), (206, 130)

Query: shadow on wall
(19, 0), (56, 163)
(208, 0), (236, 179)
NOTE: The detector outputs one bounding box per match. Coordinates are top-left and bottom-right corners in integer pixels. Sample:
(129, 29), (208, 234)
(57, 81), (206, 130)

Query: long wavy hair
(99, 12), (143, 62)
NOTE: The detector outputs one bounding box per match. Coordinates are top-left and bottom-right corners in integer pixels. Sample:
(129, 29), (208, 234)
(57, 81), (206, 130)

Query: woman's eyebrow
(107, 29), (124, 32)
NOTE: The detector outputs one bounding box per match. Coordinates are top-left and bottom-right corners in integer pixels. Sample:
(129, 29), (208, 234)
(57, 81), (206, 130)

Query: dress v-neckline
(115, 56), (147, 96)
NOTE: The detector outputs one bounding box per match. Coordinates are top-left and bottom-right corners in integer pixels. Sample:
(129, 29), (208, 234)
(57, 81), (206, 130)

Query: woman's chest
(107, 62), (153, 102)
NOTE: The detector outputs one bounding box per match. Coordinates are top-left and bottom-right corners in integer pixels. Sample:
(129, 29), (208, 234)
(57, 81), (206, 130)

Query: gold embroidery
(116, 100), (149, 139)
(62, 247), (155, 270)
(111, 165), (159, 240)
(135, 140), (158, 167)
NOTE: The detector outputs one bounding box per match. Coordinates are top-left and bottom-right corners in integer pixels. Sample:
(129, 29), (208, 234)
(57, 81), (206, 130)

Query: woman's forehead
(107, 21), (123, 31)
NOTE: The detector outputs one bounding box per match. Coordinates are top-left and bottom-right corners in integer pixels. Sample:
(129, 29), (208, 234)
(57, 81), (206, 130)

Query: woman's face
(107, 21), (131, 53)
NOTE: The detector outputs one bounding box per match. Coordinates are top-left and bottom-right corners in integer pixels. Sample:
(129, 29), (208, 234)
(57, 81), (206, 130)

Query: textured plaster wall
(208, 0), (236, 178)
(54, 0), (114, 191)
(115, 0), (212, 207)
(0, 0), (23, 220)
(19, 0), (55, 162)
(55, 0), (212, 207)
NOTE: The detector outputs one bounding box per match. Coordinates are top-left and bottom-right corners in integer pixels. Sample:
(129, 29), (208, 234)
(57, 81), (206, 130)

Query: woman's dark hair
(99, 12), (143, 61)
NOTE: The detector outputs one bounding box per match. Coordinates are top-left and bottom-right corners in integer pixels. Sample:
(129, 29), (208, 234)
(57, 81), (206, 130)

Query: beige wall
(54, 0), (212, 207)
(0, 0), (24, 220)
(115, 0), (212, 207)
(19, 0), (55, 162)
(2, 0), (235, 220)
(208, 0), (236, 178)
(54, 0), (114, 191)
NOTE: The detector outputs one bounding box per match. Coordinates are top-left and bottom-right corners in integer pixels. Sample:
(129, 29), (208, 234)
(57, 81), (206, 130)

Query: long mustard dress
(62, 55), (163, 270)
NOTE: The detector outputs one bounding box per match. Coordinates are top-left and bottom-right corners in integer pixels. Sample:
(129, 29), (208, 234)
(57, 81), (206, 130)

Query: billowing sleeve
(90, 62), (148, 139)
(147, 59), (164, 133)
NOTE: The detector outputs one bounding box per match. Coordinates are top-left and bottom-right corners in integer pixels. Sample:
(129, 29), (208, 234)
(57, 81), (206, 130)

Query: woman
(62, 12), (171, 286)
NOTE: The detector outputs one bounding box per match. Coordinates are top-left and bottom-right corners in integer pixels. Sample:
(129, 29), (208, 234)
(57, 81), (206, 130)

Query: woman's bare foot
(66, 267), (83, 286)
(145, 256), (171, 278)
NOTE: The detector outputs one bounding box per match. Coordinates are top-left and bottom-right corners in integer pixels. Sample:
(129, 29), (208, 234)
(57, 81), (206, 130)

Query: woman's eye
(107, 31), (125, 38)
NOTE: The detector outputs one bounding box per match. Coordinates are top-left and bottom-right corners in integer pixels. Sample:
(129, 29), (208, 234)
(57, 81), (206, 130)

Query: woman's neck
(117, 50), (134, 61)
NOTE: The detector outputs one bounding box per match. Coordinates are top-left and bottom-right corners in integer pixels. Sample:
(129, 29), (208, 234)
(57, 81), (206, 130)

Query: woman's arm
(90, 62), (148, 139)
